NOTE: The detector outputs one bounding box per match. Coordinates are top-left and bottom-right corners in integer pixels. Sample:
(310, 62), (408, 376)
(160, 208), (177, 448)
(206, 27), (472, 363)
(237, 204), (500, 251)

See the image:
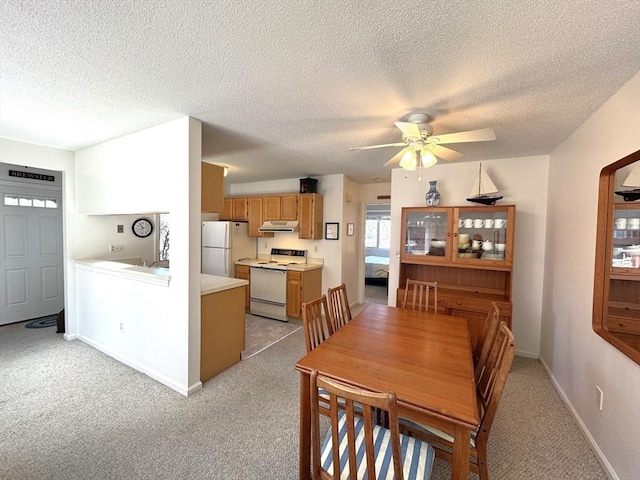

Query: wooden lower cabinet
(201, 285), (246, 382)
(286, 268), (323, 319)
(235, 264), (251, 309)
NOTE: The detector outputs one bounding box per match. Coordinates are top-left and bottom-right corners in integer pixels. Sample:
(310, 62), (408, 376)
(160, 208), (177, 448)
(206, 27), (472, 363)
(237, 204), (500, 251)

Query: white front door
(0, 185), (63, 325)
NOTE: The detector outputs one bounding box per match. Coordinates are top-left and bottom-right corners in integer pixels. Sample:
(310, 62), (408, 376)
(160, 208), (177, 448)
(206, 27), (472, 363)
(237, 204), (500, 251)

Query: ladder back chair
(402, 279), (438, 313)
(302, 295), (333, 354)
(327, 283), (352, 332)
(310, 370), (435, 480)
(474, 302), (501, 381)
(400, 322), (515, 480)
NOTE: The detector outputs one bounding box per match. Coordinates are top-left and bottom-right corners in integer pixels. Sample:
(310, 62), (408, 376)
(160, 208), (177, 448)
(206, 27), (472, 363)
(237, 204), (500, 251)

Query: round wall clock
(132, 218), (153, 238)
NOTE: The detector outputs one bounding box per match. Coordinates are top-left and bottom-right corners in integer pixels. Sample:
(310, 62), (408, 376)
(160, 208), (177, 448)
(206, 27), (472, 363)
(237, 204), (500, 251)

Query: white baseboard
(73, 334), (191, 397)
(515, 349), (538, 359)
(539, 357), (619, 480)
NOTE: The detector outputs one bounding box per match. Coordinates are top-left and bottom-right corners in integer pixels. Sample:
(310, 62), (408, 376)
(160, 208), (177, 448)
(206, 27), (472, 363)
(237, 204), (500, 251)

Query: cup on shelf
(472, 239), (482, 250)
(628, 218), (640, 230)
(615, 218), (628, 229)
(458, 233), (470, 244)
(482, 241), (493, 251)
(473, 219), (485, 228)
(458, 219), (464, 228)
(496, 243), (506, 252)
(494, 219), (507, 228)
(484, 219), (494, 228)
(463, 218), (474, 228)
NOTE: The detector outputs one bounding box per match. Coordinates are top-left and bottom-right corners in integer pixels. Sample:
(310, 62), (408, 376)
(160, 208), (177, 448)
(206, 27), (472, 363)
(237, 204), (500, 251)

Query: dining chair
(400, 322), (515, 480)
(327, 283), (352, 332)
(310, 370), (435, 480)
(402, 279), (438, 313)
(473, 302), (501, 381)
(302, 295), (334, 354)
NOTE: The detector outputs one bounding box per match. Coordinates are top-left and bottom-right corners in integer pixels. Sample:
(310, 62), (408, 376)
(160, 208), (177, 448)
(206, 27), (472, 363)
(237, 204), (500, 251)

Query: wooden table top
(295, 303), (479, 429)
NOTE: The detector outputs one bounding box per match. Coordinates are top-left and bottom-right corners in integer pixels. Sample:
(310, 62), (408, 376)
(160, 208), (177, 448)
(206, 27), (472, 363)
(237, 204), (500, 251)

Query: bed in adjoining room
(365, 255), (389, 288)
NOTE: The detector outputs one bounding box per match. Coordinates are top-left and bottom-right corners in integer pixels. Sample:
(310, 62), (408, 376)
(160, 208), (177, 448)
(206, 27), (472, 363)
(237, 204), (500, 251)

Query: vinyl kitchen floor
(241, 313), (301, 359)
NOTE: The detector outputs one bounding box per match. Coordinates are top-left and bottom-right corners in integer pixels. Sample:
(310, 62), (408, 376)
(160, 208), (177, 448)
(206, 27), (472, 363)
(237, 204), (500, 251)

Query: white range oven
(249, 248), (307, 322)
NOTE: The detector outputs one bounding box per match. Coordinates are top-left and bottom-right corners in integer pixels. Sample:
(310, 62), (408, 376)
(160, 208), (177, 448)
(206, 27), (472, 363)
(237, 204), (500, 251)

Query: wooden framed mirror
(593, 148), (640, 364)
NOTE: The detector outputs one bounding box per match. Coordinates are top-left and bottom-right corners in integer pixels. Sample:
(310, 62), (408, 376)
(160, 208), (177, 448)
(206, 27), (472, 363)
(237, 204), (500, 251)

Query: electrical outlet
(264, 241), (268, 249)
(119, 321), (124, 333)
(596, 386), (603, 411)
(117, 224), (123, 233)
(109, 244), (124, 253)
(314, 244), (319, 253)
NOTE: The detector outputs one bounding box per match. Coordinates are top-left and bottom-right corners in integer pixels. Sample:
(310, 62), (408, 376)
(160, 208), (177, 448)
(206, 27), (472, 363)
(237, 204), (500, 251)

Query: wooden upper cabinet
(298, 193), (323, 240)
(220, 198), (233, 220)
(263, 195), (282, 221)
(201, 163), (224, 213)
(248, 196), (273, 238)
(232, 197), (249, 221)
(263, 194), (298, 221)
(281, 195), (299, 220)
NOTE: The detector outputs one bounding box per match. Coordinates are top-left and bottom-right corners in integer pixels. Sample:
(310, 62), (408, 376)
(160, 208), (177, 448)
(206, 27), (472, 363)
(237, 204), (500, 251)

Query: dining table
(295, 303), (479, 480)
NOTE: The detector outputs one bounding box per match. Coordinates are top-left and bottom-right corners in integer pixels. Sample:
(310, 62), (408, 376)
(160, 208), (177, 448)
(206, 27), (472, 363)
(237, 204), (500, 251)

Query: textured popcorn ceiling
(1, 1), (639, 184)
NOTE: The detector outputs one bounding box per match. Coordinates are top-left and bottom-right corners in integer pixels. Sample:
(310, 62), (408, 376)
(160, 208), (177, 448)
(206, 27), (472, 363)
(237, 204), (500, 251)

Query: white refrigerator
(202, 222), (256, 277)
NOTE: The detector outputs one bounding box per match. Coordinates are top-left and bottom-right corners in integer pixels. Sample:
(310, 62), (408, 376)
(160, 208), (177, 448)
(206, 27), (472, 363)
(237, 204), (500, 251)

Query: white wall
(541, 72), (640, 480)
(230, 174), (345, 293)
(72, 116), (201, 395)
(342, 177), (360, 305)
(389, 156), (549, 357)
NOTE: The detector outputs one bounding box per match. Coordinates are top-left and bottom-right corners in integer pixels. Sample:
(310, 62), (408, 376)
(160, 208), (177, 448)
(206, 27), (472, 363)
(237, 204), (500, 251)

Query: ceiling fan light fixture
(399, 150), (417, 171)
(421, 150), (438, 168)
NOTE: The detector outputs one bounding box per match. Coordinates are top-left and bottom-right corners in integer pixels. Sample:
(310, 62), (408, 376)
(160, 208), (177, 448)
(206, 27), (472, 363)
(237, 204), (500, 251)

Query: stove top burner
(250, 249), (307, 270)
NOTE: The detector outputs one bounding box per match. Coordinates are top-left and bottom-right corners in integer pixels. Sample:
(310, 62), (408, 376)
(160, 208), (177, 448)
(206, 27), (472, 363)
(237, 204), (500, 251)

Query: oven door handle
(250, 267), (287, 273)
(249, 297), (286, 306)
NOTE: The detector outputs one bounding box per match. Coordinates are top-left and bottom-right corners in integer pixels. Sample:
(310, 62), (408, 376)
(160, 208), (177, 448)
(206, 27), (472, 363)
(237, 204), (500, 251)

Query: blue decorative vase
(425, 180), (441, 207)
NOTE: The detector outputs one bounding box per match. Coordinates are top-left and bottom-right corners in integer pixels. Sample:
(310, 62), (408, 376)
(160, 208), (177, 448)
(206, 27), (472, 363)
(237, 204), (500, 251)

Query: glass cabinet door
(403, 209), (449, 259)
(612, 204), (640, 272)
(454, 207), (512, 265)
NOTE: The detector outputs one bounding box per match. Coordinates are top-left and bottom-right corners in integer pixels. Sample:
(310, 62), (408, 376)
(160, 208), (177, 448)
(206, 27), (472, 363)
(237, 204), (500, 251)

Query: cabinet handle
(456, 301), (463, 305)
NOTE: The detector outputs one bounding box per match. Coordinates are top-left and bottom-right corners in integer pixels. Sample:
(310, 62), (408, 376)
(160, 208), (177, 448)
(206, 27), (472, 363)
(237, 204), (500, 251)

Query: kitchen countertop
(75, 259), (171, 286)
(75, 259), (250, 293)
(201, 274), (248, 295)
(235, 257), (323, 272)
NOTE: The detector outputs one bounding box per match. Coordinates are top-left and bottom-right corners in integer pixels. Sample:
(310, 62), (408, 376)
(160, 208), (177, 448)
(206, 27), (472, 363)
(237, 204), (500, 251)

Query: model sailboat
(615, 162), (640, 201)
(466, 163), (503, 205)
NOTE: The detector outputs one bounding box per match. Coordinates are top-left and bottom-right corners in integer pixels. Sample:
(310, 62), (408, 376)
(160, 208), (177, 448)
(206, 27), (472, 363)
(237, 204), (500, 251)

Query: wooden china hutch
(397, 205), (516, 348)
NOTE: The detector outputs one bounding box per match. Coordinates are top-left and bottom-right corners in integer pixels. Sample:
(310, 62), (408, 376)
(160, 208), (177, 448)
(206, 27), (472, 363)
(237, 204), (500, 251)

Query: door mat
(25, 315), (58, 329)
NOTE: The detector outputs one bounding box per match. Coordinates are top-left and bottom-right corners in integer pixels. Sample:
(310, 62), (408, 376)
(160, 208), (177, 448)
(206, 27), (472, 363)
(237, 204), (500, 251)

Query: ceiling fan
(349, 113), (496, 172)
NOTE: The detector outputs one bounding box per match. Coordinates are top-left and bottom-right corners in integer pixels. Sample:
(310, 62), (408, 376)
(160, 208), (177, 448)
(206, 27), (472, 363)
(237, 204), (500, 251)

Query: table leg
(299, 371), (311, 480)
(451, 424), (471, 480)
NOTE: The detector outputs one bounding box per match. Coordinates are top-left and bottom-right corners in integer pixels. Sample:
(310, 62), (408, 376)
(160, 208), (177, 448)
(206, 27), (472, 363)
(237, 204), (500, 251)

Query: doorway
(363, 203), (390, 305)
(0, 164), (64, 325)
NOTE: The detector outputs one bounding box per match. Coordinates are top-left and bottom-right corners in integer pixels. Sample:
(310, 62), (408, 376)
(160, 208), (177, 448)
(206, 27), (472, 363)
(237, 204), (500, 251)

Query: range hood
(258, 221), (299, 232)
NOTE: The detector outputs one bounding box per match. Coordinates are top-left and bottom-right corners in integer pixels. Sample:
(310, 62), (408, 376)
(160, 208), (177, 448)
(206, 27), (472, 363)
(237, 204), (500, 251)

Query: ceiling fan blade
(349, 142), (406, 151)
(428, 144), (465, 162)
(394, 121), (422, 139)
(383, 147), (411, 167)
(428, 128), (496, 144)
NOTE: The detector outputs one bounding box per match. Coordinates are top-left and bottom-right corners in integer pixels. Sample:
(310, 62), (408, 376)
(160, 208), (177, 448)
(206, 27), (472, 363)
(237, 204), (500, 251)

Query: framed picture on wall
(347, 223), (354, 236)
(325, 222), (339, 240)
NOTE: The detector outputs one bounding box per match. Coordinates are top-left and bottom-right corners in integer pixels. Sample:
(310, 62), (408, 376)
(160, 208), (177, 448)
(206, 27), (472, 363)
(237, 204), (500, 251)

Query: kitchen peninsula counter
(75, 259), (171, 286)
(200, 274), (248, 294)
(200, 274), (247, 383)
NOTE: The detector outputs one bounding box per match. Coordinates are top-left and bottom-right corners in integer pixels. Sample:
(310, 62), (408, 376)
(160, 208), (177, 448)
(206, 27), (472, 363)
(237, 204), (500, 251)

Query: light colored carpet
(0, 317), (608, 479)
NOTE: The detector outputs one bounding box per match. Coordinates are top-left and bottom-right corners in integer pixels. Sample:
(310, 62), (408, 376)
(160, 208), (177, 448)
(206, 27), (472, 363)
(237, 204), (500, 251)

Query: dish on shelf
(410, 249), (427, 255)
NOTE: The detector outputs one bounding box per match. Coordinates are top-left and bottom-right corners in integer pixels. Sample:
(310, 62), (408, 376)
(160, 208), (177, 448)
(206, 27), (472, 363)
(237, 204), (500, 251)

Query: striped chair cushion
(399, 418), (479, 448)
(321, 411), (435, 479)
